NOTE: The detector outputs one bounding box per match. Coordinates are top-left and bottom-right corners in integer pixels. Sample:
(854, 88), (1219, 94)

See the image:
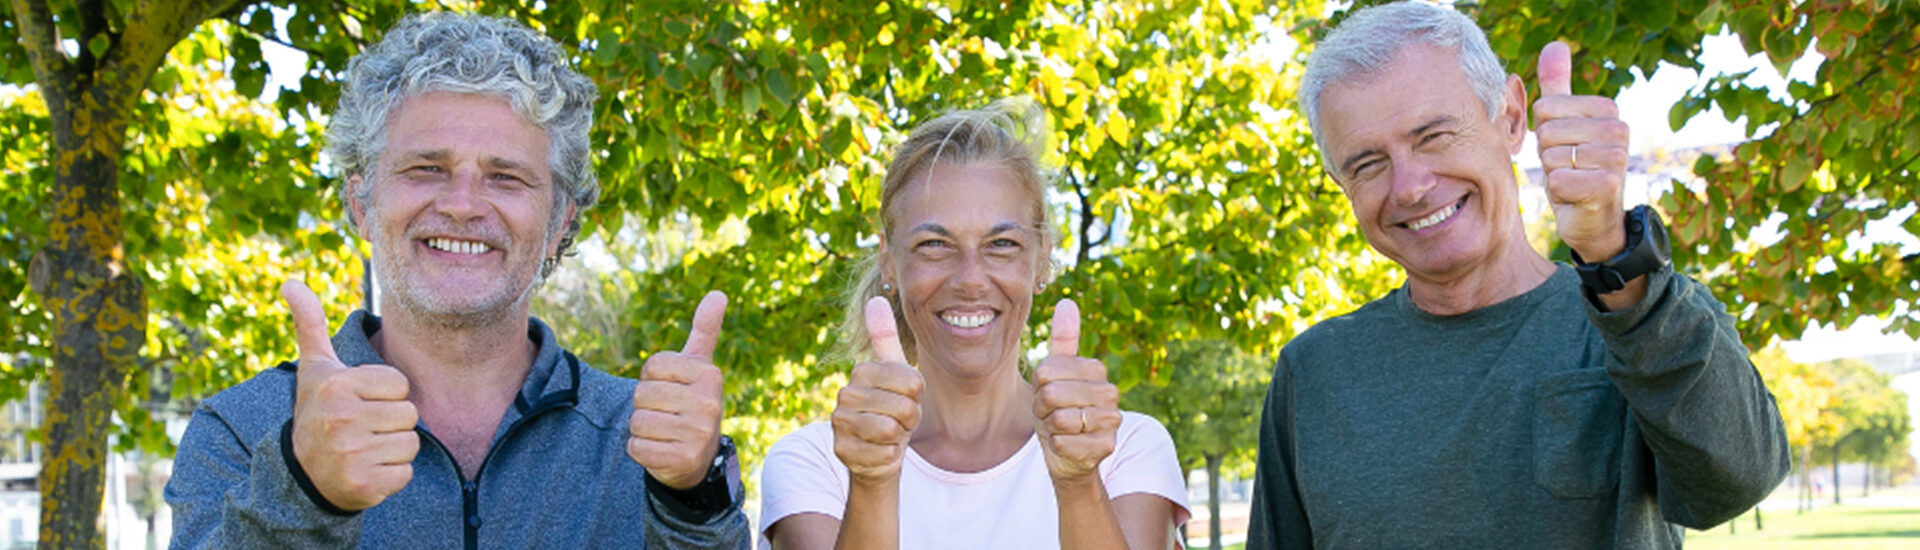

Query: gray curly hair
(1300, 1), (1508, 179)
(325, 12), (600, 277)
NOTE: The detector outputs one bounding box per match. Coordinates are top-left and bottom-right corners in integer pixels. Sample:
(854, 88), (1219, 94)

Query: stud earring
(1036, 282), (1048, 294)
(881, 282), (894, 293)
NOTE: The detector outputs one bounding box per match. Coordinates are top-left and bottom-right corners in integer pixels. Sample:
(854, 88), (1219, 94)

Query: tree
(1750, 346), (1839, 516)
(1819, 358), (1911, 502)
(1120, 339), (1268, 550)
(6, 0), (1914, 543)
(1452, 0), (1920, 349)
(1, 0), (379, 545)
(7, 0), (1397, 541)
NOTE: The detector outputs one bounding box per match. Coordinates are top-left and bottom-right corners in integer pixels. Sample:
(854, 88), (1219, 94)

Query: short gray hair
(1300, 1), (1508, 175)
(325, 12), (600, 277)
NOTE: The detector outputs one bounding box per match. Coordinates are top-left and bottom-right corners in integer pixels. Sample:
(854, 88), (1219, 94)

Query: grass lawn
(1202, 489), (1920, 550)
(1684, 504), (1920, 550)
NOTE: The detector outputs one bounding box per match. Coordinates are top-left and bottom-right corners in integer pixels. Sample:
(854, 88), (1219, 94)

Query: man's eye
(409, 165), (444, 174)
(989, 238), (1021, 249)
(1350, 159), (1385, 180)
(1417, 131), (1453, 148)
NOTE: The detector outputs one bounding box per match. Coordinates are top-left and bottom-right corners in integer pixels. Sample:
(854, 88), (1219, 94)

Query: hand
(1534, 40), (1630, 261)
(629, 291), (730, 490)
(1031, 299), (1119, 482)
(284, 280), (420, 511)
(831, 297), (924, 485)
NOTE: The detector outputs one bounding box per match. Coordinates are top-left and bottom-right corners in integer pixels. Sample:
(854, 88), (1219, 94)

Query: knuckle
(1601, 120), (1630, 142)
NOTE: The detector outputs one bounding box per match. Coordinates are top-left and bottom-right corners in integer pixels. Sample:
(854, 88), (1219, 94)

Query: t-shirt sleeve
(758, 422), (851, 539)
(1101, 412), (1193, 527)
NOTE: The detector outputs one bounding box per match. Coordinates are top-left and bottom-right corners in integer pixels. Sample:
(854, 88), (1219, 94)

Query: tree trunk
(1789, 444), (1804, 515)
(1754, 506), (1763, 531)
(9, 0), (244, 545)
(1206, 454), (1222, 550)
(1861, 464), (1870, 498)
(1832, 444), (1842, 506)
(35, 93), (147, 549)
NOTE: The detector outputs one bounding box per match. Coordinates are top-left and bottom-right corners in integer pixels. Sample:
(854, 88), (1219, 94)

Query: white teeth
(941, 312), (995, 328)
(428, 238), (492, 255)
(1406, 203), (1458, 231)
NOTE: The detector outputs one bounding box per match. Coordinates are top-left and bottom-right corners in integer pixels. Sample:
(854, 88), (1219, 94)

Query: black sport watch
(645, 435), (742, 523)
(1570, 205), (1670, 312)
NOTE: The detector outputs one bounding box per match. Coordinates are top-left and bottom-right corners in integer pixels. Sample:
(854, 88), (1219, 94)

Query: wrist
(645, 435), (739, 523)
(1572, 205), (1670, 312)
(1049, 470), (1105, 493)
(1567, 232), (1627, 266)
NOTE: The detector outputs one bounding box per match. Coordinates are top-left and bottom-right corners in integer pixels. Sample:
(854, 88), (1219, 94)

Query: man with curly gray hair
(165, 13), (750, 548)
(1247, 1), (1788, 547)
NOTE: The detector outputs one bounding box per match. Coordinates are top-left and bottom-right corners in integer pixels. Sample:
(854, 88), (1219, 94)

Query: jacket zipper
(417, 397), (574, 550)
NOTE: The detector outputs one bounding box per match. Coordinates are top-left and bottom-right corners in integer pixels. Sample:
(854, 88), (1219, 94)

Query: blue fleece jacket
(164, 311), (750, 549)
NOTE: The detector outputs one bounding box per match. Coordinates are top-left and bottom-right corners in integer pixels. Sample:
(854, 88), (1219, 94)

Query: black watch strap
(645, 435), (740, 524)
(1571, 205), (1671, 310)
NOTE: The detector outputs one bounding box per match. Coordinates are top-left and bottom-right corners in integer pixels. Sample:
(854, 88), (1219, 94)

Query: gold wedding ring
(1569, 146), (1580, 169)
(1079, 409), (1089, 432)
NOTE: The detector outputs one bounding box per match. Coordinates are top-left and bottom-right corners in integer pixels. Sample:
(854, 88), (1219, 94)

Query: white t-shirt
(758, 411), (1192, 549)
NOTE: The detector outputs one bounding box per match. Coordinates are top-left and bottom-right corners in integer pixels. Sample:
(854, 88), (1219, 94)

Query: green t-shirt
(1247, 265), (1789, 549)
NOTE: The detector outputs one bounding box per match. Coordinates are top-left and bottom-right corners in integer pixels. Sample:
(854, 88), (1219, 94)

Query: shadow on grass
(1799, 530), (1920, 539)
(1823, 508), (1920, 516)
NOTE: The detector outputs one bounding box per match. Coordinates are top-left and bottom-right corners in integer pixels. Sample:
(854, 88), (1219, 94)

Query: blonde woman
(760, 101), (1190, 549)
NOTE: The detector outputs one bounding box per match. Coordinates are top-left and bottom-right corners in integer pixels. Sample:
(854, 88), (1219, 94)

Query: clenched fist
(628, 291), (729, 490)
(285, 281), (421, 511)
(1030, 299), (1119, 481)
(831, 297), (925, 485)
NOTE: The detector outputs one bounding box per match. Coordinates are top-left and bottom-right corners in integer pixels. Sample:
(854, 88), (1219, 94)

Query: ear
(1501, 74), (1529, 155)
(346, 174), (368, 229)
(1033, 244), (1051, 293)
(547, 201), (578, 257)
(876, 234), (896, 288)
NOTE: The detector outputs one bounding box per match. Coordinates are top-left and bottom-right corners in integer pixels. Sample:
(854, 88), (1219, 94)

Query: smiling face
(353, 91), (565, 327)
(882, 163), (1048, 380)
(1317, 43), (1532, 284)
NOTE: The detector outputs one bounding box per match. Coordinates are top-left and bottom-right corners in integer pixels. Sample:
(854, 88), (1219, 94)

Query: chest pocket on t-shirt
(1533, 369), (1626, 499)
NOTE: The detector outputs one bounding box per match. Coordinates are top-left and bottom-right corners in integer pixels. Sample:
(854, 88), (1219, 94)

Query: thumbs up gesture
(629, 291), (731, 490)
(284, 281), (420, 511)
(1031, 299), (1118, 481)
(1533, 41), (1630, 261)
(831, 297), (925, 485)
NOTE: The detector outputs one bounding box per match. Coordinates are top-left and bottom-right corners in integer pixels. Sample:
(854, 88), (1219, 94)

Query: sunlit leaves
(1467, 0), (1920, 349)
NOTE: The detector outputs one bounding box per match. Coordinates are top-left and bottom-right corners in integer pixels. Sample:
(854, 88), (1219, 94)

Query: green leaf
(766, 68), (794, 106)
(742, 84), (762, 119)
(87, 34), (111, 59)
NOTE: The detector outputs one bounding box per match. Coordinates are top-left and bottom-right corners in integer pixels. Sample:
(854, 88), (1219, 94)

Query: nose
(1387, 155), (1437, 208)
(950, 252), (991, 298)
(432, 168), (489, 221)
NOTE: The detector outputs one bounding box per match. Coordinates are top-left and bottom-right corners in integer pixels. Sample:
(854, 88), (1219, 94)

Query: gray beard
(369, 240), (544, 331)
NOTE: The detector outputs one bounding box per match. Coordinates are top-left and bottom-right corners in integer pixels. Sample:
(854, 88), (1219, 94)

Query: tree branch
(75, 0), (112, 80)
(8, 0), (75, 112)
(236, 25), (328, 59)
(1066, 166), (1101, 265)
(113, 0), (257, 105)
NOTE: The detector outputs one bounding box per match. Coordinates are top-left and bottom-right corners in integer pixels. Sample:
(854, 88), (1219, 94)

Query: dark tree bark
(8, 0), (245, 545)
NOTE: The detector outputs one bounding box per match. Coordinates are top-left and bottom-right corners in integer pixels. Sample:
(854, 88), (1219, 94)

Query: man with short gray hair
(165, 13), (750, 548)
(1248, 2), (1789, 547)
